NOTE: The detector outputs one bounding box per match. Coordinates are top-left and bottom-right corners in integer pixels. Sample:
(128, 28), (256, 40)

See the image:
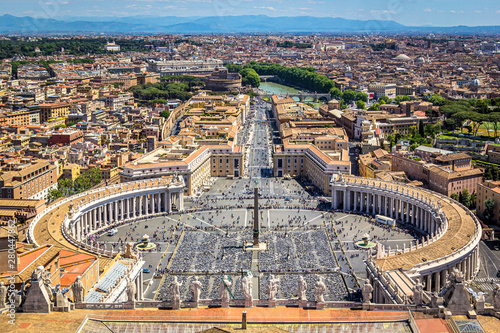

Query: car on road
(143, 268), (151, 274)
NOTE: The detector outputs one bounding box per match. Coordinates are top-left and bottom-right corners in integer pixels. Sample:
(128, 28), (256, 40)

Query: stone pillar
(179, 191), (184, 211)
(346, 189), (351, 211)
(93, 208), (97, 230)
(426, 274), (431, 292)
(384, 196), (388, 216)
(145, 194), (149, 215)
(360, 192), (364, 212)
(343, 190), (347, 211)
(356, 191), (360, 211)
(333, 189), (337, 209)
(133, 197), (137, 218)
(157, 193), (161, 213)
(435, 271), (440, 293)
(120, 200), (123, 220)
(104, 203), (108, 225)
(167, 191), (172, 213)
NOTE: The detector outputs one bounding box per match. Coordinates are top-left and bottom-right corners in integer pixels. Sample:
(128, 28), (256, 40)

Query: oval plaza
(25, 169), (482, 309)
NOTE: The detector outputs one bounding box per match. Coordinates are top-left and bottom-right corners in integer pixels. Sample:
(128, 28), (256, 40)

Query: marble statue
(494, 284), (500, 311)
(241, 273), (253, 302)
(123, 243), (138, 260)
(413, 281), (424, 306)
(267, 275), (279, 301)
(298, 276), (307, 301)
(190, 277), (203, 302)
(362, 279), (373, 303)
(126, 278), (136, 302)
(170, 277), (182, 301)
(220, 275), (231, 303)
(0, 282), (7, 308)
(315, 277), (326, 303)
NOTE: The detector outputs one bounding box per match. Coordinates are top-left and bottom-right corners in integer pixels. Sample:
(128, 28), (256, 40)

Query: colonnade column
(156, 193), (161, 213)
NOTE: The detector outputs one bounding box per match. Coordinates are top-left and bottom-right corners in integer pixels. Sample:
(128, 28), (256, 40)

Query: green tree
(483, 197), (495, 223)
(378, 95), (392, 104)
(469, 193), (476, 209)
(342, 90), (357, 103)
(240, 68), (260, 87)
(330, 87), (342, 99)
(160, 110), (170, 118)
(409, 126), (417, 137)
(47, 188), (62, 202)
(460, 189), (471, 208)
(356, 100), (366, 109)
(488, 112), (500, 137)
(395, 95), (411, 104)
(450, 193), (459, 201)
(369, 102), (380, 111)
(355, 92), (368, 102)
(418, 119), (425, 137)
(428, 94), (446, 106)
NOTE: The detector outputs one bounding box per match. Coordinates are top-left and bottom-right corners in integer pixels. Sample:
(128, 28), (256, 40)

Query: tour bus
(108, 228), (118, 236)
(375, 215), (396, 227)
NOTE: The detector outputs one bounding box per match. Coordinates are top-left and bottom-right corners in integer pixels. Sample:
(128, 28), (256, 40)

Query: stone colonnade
(71, 188), (183, 241)
(331, 176), (481, 298)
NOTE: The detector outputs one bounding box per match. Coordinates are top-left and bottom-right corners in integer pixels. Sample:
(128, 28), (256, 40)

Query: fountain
(356, 233), (376, 249)
(136, 234), (156, 251)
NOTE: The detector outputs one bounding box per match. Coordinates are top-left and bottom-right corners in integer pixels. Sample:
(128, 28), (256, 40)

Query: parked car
(143, 268), (151, 274)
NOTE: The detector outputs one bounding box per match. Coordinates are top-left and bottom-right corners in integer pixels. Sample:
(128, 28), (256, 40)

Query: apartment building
(38, 102), (71, 124)
(368, 83), (397, 99)
(391, 149), (482, 196)
(0, 160), (59, 200)
(120, 145), (244, 195)
(0, 109), (40, 127)
(273, 141), (351, 195)
(476, 180), (500, 225)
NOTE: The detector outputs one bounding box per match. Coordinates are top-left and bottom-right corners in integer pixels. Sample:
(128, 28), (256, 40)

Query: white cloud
(307, 0), (326, 4)
(254, 6), (276, 11)
(473, 10), (482, 13)
(370, 10), (396, 15)
(424, 8), (432, 12)
(496, 10), (500, 13)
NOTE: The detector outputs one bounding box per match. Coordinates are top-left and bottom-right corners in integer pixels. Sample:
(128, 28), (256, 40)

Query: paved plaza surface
(95, 196), (418, 302)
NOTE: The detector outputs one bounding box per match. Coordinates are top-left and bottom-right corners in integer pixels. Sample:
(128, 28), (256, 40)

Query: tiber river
(258, 82), (324, 108)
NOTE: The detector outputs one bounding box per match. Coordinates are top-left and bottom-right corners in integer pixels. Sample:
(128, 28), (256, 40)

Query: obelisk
(253, 186), (259, 246)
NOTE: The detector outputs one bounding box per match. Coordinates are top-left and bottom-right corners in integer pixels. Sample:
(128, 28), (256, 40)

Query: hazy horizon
(1, 0), (500, 27)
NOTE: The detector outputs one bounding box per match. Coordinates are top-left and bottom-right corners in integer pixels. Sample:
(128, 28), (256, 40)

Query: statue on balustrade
(412, 281), (423, 306)
(267, 275), (279, 301)
(362, 279), (373, 303)
(190, 276), (203, 303)
(71, 276), (86, 304)
(494, 284), (500, 311)
(241, 273), (253, 302)
(126, 278), (136, 303)
(170, 276), (182, 302)
(123, 243), (138, 260)
(315, 277), (326, 303)
(0, 282), (7, 309)
(220, 275), (231, 303)
(298, 276), (307, 301)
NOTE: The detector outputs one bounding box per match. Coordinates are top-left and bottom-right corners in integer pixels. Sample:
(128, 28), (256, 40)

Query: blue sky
(2, 0), (500, 26)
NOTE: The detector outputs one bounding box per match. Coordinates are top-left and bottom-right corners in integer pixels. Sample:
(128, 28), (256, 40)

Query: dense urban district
(0, 34), (499, 332)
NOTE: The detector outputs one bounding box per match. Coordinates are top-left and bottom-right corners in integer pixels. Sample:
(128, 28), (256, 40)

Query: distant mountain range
(1, 14), (500, 34)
